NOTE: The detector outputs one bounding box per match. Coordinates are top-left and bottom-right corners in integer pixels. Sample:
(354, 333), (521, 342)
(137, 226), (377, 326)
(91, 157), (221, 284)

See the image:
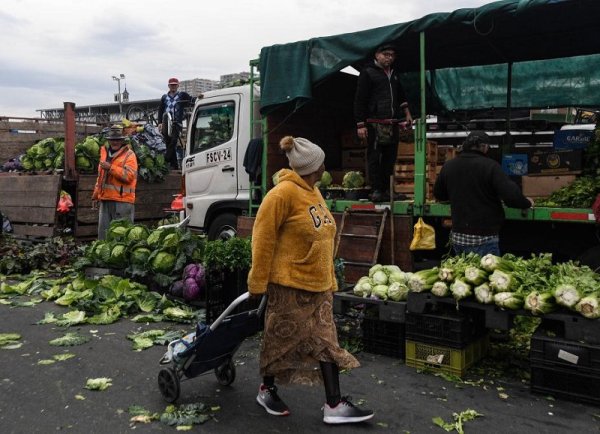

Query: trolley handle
(209, 292), (266, 331)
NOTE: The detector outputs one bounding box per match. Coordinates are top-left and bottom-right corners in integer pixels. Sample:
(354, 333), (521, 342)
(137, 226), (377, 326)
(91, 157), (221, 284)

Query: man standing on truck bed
(158, 77), (193, 170)
(433, 131), (533, 256)
(92, 125), (138, 240)
(354, 43), (413, 202)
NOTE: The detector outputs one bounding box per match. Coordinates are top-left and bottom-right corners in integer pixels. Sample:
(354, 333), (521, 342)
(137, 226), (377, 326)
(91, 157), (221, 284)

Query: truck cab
(181, 84), (259, 240)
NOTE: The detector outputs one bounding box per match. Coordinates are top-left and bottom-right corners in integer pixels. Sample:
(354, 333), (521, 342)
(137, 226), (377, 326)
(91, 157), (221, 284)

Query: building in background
(179, 78), (221, 95)
(220, 72), (251, 87)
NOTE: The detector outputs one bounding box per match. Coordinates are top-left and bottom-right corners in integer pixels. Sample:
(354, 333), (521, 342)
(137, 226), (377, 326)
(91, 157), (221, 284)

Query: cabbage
(320, 171), (333, 188)
(147, 229), (164, 247)
(369, 264), (383, 278)
(388, 282), (409, 301)
(130, 247), (151, 266)
(372, 270), (388, 285)
(162, 232), (181, 249)
(108, 244), (127, 267)
(388, 271), (407, 284)
(107, 221), (131, 241)
(151, 251), (176, 274)
(372, 284), (388, 300)
(353, 278), (372, 297)
(183, 277), (200, 301)
(170, 280), (184, 298)
(78, 137), (100, 158)
(76, 155), (92, 170)
(195, 265), (206, 288)
(126, 225), (150, 242)
(342, 171), (365, 188)
(183, 263), (200, 279)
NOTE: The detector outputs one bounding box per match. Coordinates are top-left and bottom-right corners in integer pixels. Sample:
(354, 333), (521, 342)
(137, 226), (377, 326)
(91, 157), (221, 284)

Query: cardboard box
(342, 149), (367, 169)
(521, 175), (576, 197)
(553, 129), (594, 150)
(528, 149), (582, 175)
(502, 154), (528, 176)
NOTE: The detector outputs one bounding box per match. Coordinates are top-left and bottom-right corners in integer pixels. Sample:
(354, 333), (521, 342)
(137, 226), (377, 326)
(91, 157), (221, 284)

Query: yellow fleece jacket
(248, 169), (338, 294)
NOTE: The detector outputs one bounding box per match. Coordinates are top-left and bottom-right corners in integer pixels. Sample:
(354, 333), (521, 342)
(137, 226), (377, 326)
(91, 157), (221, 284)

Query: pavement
(1, 299), (599, 434)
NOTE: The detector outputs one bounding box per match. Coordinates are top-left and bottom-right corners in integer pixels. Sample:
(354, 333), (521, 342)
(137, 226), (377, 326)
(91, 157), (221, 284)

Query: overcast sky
(1, 0), (491, 117)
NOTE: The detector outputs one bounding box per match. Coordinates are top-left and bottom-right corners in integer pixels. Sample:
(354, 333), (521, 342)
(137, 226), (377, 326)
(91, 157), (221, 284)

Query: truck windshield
(190, 102), (235, 154)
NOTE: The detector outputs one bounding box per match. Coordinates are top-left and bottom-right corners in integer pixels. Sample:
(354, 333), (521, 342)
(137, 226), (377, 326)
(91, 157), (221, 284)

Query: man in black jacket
(354, 44), (412, 202)
(433, 131), (533, 256)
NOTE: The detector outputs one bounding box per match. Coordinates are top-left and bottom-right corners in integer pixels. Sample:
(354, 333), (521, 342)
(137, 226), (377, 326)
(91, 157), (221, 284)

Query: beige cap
(279, 136), (325, 176)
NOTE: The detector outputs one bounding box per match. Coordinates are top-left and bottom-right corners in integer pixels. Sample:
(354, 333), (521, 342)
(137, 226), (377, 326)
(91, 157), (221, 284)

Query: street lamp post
(112, 73), (126, 115)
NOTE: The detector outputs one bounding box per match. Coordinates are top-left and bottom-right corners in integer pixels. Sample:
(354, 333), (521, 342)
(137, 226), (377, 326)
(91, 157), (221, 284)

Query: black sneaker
(256, 384), (290, 416)
(323, 396), (374, 424)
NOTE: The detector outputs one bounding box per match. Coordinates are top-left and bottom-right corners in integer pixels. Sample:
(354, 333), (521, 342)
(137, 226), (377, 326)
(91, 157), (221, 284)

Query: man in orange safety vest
(92, 125), (138, 239)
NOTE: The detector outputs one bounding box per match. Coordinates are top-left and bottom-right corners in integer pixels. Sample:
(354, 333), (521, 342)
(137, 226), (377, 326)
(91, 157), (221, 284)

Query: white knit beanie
(279, 136), (325, 176)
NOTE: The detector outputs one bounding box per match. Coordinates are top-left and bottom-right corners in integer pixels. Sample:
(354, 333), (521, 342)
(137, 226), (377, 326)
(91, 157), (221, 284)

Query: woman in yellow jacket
(92, 125), (138, 240)
(248, 136), (374, 425)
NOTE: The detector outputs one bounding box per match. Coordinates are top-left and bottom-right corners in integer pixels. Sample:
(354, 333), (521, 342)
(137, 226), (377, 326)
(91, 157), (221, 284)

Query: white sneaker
(323, 396), (374, 424)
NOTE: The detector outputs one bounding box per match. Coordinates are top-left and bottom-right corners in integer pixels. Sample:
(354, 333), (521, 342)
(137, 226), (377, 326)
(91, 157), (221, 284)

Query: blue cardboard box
(502, 154), (528, 176)
(553, 129), (593, 150)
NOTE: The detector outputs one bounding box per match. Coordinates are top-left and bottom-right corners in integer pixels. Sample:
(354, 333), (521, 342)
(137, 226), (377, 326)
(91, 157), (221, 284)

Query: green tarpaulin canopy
(259, 0), (600, 114)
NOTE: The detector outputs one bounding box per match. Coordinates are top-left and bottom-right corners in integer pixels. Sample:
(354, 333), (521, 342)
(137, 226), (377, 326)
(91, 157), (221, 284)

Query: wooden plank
(12, 224), (55, 238)
(2, 206), (57, 224)
(0, 191), (59, 207)
(74, 224), (98, 238)
(0, 174), (61, 193)
(76, 208), (99, 224)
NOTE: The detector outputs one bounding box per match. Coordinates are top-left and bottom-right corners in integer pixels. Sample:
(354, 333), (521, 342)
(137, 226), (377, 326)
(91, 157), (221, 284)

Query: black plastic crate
(405, 308), (486, 349)
(530, 363), (600, 406)
(333, 290), (406, 323)
(530, 325), (600, 373)
(205, 269), (253, 323)
(362, 318), (405, 359)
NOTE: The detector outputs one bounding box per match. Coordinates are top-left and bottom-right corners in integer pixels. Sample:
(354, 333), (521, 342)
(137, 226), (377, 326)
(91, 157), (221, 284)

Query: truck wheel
(207, 213), (237, 241)
(578, 245), (600, 272)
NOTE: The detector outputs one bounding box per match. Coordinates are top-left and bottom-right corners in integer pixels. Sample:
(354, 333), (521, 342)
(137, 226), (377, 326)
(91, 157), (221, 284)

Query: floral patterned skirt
(259, 284), (360, 386)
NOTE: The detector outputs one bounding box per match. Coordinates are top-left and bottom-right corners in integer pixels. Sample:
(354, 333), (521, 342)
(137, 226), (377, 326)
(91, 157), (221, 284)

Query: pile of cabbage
(8, 126), (168, 182)
(77, 220), (204, 289)
(353, 264), (411, 302)
(404, 252), (600, 319)
(169, 263), (207, 302)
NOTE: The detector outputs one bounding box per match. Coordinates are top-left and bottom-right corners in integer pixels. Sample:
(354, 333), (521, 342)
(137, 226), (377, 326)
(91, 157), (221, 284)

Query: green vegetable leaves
(85, 377), (112, 391)
(433, 409), (483, 434)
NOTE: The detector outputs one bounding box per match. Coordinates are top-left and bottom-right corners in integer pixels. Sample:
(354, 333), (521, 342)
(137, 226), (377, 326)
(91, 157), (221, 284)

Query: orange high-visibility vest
(92, 145), (138, 203)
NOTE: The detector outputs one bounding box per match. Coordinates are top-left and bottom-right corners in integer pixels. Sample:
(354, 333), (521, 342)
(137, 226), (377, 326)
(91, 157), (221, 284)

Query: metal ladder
(334, 208), (390, 287)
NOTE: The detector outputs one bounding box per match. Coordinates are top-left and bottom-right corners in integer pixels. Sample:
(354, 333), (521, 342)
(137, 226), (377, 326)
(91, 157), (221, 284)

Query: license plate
(206, 148), (232, 164)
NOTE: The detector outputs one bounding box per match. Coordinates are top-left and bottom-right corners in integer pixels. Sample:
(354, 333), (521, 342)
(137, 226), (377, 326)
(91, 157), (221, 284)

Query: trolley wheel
(158, 368), (180, 403)
(214, 359), (236, 386)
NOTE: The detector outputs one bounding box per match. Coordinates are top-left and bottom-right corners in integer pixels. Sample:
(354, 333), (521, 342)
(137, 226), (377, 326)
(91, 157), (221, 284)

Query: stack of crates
(333, 291), (406, 359)
(205, 269), (254, 323)
(530, 324), (600, 405)
(404, 307), (488, 377)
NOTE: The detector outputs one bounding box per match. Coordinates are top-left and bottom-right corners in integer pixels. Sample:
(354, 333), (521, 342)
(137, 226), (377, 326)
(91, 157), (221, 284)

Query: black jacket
(433, 150), (531, 235)
(354, 61), (408, 126)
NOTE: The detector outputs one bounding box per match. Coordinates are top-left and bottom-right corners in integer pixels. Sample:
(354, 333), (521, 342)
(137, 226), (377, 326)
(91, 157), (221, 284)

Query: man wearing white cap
(158, 77), (193, 169)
